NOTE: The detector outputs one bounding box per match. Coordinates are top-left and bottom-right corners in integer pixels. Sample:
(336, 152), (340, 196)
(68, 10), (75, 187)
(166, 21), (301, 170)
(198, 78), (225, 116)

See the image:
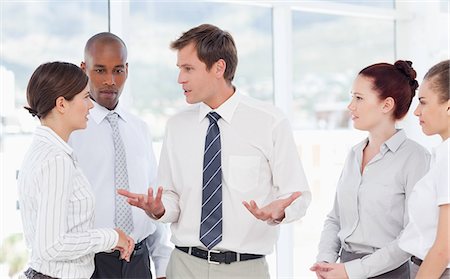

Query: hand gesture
(242, 192), (301, 223)
(114, 228), (135, 262)
(310, 262), (348, 279)
(118, 186), (165, 219)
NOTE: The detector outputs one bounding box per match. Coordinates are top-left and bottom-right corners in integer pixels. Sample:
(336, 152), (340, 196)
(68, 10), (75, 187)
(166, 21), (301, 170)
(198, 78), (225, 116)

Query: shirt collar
(382, 129), (406, 153)
(198, 91), (241, 124)
(35, 126), (73, 156)
(89, 100), (128, 124)
(353, 129), (406, 154)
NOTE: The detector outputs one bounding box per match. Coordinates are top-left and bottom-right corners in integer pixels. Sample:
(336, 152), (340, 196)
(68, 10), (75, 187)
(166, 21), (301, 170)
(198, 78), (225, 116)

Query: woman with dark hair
(310, 60), (430, 279)
(399, 60), (450, 279)
(18, 62), (134, 279)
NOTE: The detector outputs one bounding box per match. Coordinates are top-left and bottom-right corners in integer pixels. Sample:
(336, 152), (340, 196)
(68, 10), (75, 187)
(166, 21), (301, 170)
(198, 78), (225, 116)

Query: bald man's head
(81, 32), (128, 110)
(84, 32), (127, 61)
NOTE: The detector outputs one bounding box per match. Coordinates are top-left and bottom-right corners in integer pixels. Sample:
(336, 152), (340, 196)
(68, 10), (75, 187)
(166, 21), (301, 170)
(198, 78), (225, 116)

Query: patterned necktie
(199, 112), (223, 250)
(106, 112), (134, 235)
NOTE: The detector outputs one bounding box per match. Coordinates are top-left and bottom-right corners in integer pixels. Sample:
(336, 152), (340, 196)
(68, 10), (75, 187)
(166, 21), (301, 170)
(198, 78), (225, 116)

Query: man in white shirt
(69, 32), (171, 279)
(120, 24), (311, 278)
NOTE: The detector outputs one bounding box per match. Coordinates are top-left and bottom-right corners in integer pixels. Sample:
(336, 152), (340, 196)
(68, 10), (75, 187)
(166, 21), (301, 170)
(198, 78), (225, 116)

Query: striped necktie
(106, 112), (134, 235)
(199, 112), (223, 250)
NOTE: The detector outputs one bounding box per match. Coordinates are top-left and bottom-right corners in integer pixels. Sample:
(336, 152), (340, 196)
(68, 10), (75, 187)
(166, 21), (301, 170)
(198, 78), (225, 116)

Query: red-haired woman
(311, 61), (430, 279)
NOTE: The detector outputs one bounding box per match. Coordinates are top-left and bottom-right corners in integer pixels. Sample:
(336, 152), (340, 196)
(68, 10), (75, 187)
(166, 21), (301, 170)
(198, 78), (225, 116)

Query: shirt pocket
(227, 155), (261, 193)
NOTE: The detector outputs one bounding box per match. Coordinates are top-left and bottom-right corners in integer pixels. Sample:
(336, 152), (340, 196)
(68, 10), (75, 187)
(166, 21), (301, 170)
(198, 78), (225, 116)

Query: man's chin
(186, 97), (200, 105)
(98, 99), (118, 110)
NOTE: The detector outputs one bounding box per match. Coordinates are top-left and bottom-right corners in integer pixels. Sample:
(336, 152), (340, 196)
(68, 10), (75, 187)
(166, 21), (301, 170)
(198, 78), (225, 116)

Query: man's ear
(215, 59), (226, 78)
(447, 99), (450, 116)
(125, 62), (129, 77)
(382, 97), (395, 114)
(80, 61), (86, 72)
(55, 96), (66, 114)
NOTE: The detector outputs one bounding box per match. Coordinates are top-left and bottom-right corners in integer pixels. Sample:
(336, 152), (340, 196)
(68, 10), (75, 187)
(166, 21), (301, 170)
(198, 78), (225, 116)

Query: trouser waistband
(175, 246), (264, 264)
(340, 250), (409, 279)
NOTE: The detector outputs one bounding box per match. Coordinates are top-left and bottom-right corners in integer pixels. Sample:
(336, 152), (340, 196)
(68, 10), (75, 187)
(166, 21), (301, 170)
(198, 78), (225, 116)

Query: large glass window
(292, 13), (395, 130)
(2, 1), (444, 278)
(0, 2), (108, 276)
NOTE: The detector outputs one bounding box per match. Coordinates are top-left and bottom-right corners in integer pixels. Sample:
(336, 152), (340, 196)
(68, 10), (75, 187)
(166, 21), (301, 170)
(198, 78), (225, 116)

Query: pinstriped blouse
(17, 126), (118, 278)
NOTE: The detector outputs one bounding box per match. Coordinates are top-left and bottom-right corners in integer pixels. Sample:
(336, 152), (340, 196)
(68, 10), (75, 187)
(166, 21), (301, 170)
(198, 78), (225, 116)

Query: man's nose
(104, 74), (116, 86)
(177, 71), (186, 84)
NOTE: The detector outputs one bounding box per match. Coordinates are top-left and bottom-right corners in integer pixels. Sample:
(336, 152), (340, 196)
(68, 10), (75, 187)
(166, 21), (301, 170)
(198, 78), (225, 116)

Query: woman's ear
(382, 97), (395, 114)
(55, 96), (66, 114)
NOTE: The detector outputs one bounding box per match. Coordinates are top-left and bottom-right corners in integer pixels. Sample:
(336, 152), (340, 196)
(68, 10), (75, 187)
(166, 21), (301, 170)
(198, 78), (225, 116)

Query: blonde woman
(399, 60), (450, 279)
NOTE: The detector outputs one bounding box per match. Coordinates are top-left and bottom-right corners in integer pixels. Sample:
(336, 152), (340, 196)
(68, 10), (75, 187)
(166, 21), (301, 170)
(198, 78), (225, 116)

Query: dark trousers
(91, 247), (152, 279)
(340, 250), (409, 279)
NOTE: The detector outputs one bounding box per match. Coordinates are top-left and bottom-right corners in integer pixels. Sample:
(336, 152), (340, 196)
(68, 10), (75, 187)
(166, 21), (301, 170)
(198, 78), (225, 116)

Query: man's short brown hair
(171, 24), (238, 84)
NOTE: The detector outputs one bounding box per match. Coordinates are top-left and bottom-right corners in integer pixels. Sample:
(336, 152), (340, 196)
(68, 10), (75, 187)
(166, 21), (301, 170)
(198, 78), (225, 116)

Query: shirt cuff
(344, 259), (366, 279)
(283, 192), (311, 223)
(157, 209), (179, 223)
(90, 228), (119, 253)
(317, 253), (338, 264)
(267, 217), (284, 226)
(155, 257), (171, 278)
(156, 211), (169, 222)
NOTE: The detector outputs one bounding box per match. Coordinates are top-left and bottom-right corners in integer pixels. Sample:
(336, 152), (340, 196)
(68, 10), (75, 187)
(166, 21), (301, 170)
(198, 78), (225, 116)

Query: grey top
(317, 129), (430, 278)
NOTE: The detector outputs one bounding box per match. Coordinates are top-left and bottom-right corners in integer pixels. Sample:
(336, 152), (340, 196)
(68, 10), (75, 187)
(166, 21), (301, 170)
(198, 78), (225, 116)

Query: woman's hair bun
(394, 60), (419, 94)
(24, 106), (39, 118)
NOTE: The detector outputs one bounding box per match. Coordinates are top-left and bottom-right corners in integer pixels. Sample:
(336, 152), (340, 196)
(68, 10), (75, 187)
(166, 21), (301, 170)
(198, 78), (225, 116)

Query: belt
(132, 238), (145, 257)
(411, 255), (423, 266)
(134, 239), (144, 250)
(176, 246), (264, 264)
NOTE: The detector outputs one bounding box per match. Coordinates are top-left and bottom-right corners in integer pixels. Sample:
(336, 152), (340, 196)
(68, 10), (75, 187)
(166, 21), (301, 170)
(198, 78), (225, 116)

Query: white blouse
(18, 126), (118, 278)
(399, 139), (450, 267)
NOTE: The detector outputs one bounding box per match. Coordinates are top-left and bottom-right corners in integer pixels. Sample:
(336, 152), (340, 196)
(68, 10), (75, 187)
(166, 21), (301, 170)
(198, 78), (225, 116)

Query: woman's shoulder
(402, 137), (430, 156)
(31, 139), (75, 170)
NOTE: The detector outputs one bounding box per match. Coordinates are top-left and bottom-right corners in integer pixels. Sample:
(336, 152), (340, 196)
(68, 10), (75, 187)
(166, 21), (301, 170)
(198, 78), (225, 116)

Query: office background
(0, 0), (448, 278)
